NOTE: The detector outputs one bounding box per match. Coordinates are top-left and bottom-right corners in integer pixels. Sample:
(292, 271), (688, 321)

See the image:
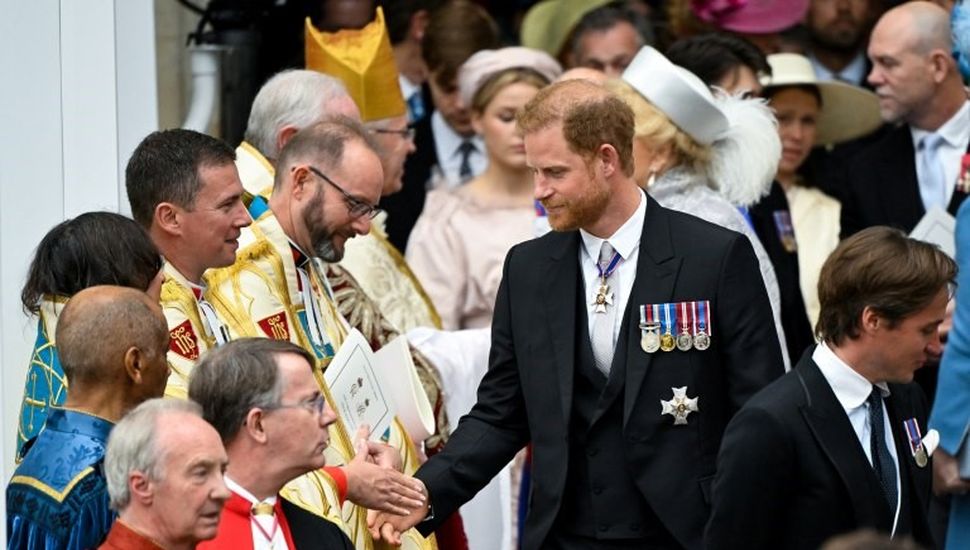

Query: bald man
(7, 286), (170, 550)
(841, 1), (970, 238)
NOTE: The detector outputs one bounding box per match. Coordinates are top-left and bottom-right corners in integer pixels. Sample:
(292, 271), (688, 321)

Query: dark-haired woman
(17, 212), (163, 459)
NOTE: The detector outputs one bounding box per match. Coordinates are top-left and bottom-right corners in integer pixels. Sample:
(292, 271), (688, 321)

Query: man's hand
(344, 438), (426, 514)
(367, 479), (430, 546)
(933, 448), (970, 496)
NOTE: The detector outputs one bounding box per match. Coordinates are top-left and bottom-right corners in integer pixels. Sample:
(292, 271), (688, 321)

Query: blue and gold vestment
(7, 408), (115, 550)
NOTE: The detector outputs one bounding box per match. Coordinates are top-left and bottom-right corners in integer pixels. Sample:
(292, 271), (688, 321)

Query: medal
(660, 386), (699, 425)
(957, 154), (970, 194)
(773, 210), (797, 253)
(904, 418), (928, 468)
(676, 302), (693, 351)
(659, 303), (676, 352)
(591, 248), (622, 314)
(639, 305), (661, 353)
(693, 300), (712, 351)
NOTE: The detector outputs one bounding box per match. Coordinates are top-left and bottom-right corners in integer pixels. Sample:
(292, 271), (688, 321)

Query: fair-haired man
(189, 338), (354, 549)
(7, 286), (170, 549)
(126, 128), (251, 399)
(100, 398), (230, 549)
(370, 78), (783, 549)
(841, 1), (970, 236)
(706, 227), (949, 549)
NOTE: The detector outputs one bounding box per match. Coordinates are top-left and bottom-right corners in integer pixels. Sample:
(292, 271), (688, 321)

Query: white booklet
(910, 207), (956, 258)
(323, 328), (435, 443)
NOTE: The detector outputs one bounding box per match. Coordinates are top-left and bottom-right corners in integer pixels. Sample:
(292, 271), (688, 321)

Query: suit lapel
(623, 197), (681, 426)
(797, 360), (894, 531)
(881, 127), (925, 230)
(542, 231), (581, 425)
(884, 388), (931, 535)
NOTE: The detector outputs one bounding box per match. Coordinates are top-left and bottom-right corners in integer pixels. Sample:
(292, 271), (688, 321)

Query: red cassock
(197, 492), (297, 550)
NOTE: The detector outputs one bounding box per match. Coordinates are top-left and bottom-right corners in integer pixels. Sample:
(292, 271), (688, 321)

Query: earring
(646, 171), (657, 188)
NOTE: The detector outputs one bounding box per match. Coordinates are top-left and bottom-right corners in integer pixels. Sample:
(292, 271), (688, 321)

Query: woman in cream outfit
(761, 53), (882, 327)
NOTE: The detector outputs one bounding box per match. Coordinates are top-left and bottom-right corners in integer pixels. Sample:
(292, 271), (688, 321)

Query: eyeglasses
(307, 166), (381, 220)
(372, 124), (416, 141)
(269, 394), (328, 417)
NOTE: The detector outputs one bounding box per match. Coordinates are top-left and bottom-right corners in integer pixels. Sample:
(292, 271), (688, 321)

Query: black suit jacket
(415, 196), (785, 550)
(705, 351), (934, 550)
(841, 123), (968, 238)
(280, 498), (354, 550)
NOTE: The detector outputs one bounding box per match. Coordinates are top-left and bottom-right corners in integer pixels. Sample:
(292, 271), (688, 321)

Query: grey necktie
(918, 133), (947, 210)
(867, 389), (898, 516)
(591, 242), (619, 375)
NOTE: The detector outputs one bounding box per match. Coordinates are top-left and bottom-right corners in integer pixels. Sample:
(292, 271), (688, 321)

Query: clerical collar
(163, 262), (205, 300)
(288, 241), (312, 269)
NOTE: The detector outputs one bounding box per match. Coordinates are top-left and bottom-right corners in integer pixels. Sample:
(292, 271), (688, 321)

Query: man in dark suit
(370, 78), (784, 550)
(706, 227), (954, 550)
(841, 1), (970, 238)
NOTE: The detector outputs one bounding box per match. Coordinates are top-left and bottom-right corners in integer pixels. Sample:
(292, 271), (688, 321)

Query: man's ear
(243, 407), (271, 445)
(129, 470), (154, 505)
(597, 143), (620, 179)
(123, 346), (145, 385)
(276, 126), (300, 156)
(154, 203), (180, 236)
(930, 49), (954, 83)
(290, 165), (313, 201)
(860, 306), (882, 335)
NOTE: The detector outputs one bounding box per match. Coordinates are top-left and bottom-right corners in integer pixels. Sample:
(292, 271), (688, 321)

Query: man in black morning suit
(706, 227), (953, 550)
(368, 78), (784, 550)
(840, 2), (970, 238)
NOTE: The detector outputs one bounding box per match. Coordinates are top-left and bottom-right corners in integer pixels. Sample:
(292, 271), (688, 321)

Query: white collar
(431, 111), (484, 159)
(579, 188), (646, 263)
(911, 100), (970, 147)
(398, 74), (420, 100)
(224, 475), (277, 508)
(813, 341), (889, 412)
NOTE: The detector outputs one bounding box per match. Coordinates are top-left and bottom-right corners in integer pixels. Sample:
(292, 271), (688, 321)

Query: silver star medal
(592, 283), (614, 313)
(661, 386), (699, 425)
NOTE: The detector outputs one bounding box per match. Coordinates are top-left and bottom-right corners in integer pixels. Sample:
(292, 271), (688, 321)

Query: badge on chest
(638, 300), (712, 354)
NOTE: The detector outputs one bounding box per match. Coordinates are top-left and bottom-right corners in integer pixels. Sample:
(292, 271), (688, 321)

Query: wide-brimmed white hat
(621, 46), (728, 146)
(761, 53), (882, 145)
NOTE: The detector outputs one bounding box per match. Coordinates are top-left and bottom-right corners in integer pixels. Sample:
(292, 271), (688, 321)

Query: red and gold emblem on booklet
(168, 320), (199, 360)
(258, 313), (290, 341)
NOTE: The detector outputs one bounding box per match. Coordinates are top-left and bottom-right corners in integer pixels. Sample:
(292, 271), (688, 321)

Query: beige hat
(621, 46), (728, 146)
(520, 0), (613, 58)
(458, 47), (562, 108)
(761, 53), (882, 145)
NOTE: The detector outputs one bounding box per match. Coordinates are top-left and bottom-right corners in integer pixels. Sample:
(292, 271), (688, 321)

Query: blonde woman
(407, 48), (561, 330)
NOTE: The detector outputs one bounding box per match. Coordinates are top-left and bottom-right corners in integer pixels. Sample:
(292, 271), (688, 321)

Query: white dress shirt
(579, 188), (647, 346)
(224, 476), (290, 550)
(813, 342), (901, 535)
(911, 100), (970, 210)
(431, 111), (486, 188)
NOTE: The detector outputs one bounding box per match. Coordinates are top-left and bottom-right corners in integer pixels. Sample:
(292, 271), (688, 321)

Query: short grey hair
(104, 398), (203, 511)
(188, 338), (315, 444)
(243, 69), (352, 161)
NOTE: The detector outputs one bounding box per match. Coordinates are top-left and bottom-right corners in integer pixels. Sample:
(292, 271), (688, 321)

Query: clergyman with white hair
(100, 398), (229, 550)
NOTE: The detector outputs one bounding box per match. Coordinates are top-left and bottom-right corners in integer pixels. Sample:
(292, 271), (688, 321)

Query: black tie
(458, 140), (475, 183)
(867, 389), (898, 515)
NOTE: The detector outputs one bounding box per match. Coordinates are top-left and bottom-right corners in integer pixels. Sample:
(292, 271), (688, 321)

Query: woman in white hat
(761, 53), (882, 327)
(406, 47), (562, 331)
(608, 45), (791, 368)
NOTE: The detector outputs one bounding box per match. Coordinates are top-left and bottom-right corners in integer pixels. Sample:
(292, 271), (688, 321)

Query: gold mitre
(305, 7), (406, 122)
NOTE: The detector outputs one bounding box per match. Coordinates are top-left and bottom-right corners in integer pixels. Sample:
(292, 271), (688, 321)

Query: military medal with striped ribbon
(693, 300), (711, 350)
(639, 304), (661, 353)
(676, 302), (693, 351)
(904, 418), (928, 468)
(660, 303), (677, 352)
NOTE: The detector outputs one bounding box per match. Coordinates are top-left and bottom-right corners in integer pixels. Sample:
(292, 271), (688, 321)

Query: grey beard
(313, 237), (342, 263)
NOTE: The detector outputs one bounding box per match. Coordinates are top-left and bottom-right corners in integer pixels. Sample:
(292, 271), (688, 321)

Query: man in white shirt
(707, 226), (953, 550)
